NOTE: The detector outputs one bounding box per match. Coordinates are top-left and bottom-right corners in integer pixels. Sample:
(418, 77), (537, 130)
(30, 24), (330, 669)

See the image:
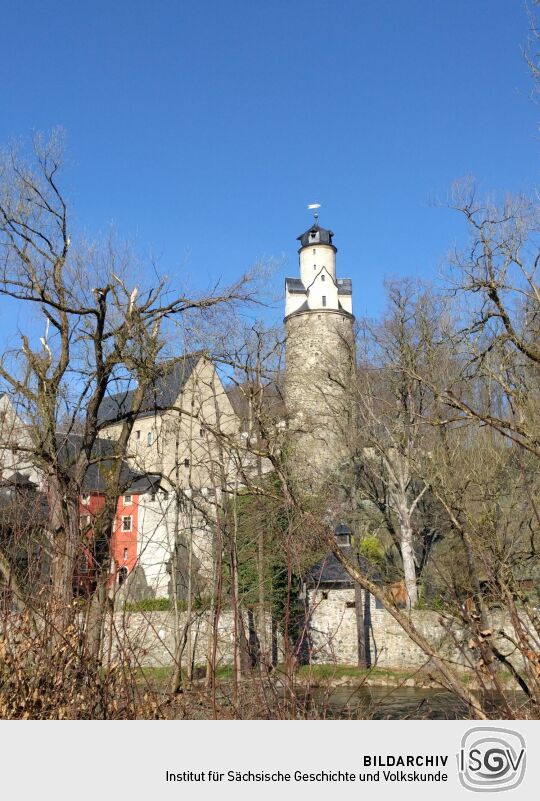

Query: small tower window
(321, 274), (325, 281)
(147, 431), (152, 446)
(322, 296), (326, 307)
(135, 430), (141, 440)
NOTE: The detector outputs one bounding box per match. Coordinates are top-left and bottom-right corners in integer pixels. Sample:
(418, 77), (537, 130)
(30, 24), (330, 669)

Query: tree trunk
(48, 474), (79, 638)
(398, 511), (418, 610)
(354, 580), (367, 668)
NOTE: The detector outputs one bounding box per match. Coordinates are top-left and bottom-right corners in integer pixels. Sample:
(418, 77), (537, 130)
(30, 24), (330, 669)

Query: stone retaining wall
(107, 610), (276, 669)
(307, 588), (464, 669)
(106, 594), (517, 673)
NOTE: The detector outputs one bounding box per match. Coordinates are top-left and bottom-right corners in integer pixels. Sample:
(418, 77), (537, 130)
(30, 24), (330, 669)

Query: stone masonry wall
(285, 310), (355, 488)
(107, 610), (277, 669)
(307, 588), (465, 669)
(105, 599), (527, 674)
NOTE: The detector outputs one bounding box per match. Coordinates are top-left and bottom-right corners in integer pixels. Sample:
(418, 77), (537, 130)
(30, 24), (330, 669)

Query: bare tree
(0, 131), (258, 654)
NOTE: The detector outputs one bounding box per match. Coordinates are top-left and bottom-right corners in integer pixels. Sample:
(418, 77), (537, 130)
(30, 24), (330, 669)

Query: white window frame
(122, 516), (132, 532)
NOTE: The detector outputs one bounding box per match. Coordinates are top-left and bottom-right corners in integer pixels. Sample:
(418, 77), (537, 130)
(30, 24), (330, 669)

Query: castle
(0, 217), (357, 604)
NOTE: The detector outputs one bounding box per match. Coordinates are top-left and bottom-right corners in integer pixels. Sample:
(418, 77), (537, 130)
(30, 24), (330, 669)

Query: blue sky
(0, 0), (538, 325)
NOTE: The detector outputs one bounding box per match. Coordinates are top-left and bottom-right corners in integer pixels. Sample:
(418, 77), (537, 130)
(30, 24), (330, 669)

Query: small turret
(284, 219), (353, 319)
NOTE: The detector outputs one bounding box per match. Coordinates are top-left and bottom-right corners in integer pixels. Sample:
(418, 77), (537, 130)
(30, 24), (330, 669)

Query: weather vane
(307, 202), (321, 224)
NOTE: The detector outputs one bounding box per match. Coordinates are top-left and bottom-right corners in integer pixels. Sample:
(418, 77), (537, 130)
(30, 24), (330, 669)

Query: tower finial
(307, 202), (321, 225)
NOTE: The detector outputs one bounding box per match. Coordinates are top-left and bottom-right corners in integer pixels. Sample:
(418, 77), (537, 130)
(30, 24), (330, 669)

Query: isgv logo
(458, 727), (526, 792)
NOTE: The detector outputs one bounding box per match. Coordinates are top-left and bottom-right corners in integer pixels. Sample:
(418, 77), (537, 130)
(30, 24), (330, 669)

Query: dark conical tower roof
(296, 224), (334, 249)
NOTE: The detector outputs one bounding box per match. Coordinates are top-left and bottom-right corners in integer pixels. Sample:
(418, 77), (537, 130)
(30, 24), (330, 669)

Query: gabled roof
(337, 278), (352, 295)
(306, 549), (380, 588)
(0, 471), (36, 489)
(285, 277), (306, 294)
(97, 354), (202, 425)
(126, 473), (163, 495)
(226, 381), (285, 432)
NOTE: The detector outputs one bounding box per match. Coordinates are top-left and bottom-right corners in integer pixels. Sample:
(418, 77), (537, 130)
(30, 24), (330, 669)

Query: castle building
(284, 221), (356, 488)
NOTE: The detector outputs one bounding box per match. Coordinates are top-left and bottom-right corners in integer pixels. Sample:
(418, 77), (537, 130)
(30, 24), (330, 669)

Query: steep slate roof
(54, 433), (158, 494)
(0, 471), (36, 489)
(97, 354), (201, 425)
(285, 277), (306, 294)
(226, 381), (285, 432)
(306, 549), (379, 588)
(297, 224), (335, 249)
(337, 278), (352, 295)
(126, 473), (163, 495)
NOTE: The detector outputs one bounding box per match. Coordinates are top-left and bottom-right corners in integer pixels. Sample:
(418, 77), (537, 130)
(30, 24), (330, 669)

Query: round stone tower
(284, 220), (355, 490)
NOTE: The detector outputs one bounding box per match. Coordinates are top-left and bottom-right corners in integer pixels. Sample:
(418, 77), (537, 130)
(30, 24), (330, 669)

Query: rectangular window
(321, 274), (325, 281)
(184, 458), (190, 468)
(122, 516), (132, 532)
(346, 601), (356, 609)
(199, 428), (204, 438)
(135, 430), (141, 440)
(123, 548), (128, 561)
(124, 494), (132, 505)
(322, 296), (326, 307)
(147, 431), (152, 446)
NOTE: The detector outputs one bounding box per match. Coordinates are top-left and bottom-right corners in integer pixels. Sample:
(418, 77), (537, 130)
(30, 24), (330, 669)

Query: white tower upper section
(284, 223), (353, 319)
